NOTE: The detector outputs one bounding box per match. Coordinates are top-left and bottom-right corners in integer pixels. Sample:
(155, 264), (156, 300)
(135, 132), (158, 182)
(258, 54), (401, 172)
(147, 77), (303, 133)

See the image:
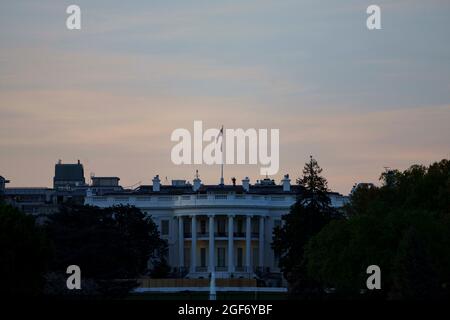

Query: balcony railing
(89, 193), (298, 209)
(234, 266), (249, 272)
(191, 266), (253, 273)
(215, 266), (227, 272)
(195, 266), (208, 272)
(183, 232), (261, 239)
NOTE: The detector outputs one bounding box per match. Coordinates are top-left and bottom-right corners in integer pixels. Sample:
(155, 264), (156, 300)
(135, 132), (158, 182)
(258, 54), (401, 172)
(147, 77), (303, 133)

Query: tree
(45, 204), (169, 297)
(297, 155), (332, 211)
(304, 159), (450, 299)
(272, 156), (337, 296)
(345, 183), (379, 217)
(0, 204), (51, 296)
(392, 226), (442, 299)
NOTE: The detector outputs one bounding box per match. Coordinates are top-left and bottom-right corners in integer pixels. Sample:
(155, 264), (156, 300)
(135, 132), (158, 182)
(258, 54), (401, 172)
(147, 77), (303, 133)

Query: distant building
(4, 160), (123, 214)
(53, 160), (86, 190)
(90, 176), (123, 195)
(85, 174), (349, 284)
(3, 187), (58, 216)
(0, 176), (10, 196)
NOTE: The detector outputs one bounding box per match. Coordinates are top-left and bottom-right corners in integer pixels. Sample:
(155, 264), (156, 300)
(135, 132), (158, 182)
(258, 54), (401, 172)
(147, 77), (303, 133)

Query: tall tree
(392, 226), (442, 299)
(297, 155), (331, 211)
(272, 156), (336, 296)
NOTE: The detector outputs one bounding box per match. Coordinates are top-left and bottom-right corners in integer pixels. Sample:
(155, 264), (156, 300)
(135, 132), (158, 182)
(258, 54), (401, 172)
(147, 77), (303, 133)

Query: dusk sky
(1, 0), (449, 193)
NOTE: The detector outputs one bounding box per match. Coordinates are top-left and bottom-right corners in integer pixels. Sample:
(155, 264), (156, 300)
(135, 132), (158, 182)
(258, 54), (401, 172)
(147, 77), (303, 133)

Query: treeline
(273, 158), (450, 299)
(0, 203), (169, 297)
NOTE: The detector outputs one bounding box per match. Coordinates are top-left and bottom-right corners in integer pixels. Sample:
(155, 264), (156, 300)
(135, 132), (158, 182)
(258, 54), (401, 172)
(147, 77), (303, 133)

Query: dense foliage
(45, 205), (169, 297)
(305, 160), (450, 299)
(0, 204), (51, 296)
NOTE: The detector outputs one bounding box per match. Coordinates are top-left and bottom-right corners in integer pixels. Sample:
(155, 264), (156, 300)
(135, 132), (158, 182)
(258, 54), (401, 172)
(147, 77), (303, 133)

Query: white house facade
(84, 175), (348, 283)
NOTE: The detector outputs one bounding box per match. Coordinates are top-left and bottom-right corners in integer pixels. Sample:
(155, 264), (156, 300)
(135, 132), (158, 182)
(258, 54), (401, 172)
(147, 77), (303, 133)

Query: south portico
(175, 212), (267, 279)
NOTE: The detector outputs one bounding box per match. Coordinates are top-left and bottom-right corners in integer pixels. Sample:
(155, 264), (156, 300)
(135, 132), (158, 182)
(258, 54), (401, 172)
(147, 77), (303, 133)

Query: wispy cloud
(1, 0), (449, 192)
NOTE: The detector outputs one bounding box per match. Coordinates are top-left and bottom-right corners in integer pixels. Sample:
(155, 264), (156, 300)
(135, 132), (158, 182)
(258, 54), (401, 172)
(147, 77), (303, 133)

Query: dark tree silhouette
(305, 159), (450, 300)
(0, 204), (51, 296)
(297, 155), (331, 211)
(272, 156), (337, 296)
(45, 204), (169, 297)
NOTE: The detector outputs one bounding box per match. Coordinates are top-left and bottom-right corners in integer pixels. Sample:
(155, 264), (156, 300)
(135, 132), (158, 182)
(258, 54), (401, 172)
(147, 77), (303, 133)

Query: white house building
(85, 175), (348, 283)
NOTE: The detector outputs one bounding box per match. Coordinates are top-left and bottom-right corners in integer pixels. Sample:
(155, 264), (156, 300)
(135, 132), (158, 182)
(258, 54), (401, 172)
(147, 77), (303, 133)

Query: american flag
(216, 125), (224, 151)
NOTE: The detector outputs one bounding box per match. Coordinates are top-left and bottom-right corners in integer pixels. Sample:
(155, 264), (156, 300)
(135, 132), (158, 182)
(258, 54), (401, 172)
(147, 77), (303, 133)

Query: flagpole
(219, 125), (224, 185)
(220, 158), (224, 185)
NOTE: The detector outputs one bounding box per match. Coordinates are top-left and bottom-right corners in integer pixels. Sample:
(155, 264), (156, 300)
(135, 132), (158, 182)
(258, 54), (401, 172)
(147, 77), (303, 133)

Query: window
(200, 219), (207, 234)
(217, 218), (226, 235)
(184, 247), (190, 267)
(183, 219), (190, 235)
(217, 247), (226, 267)
(252, 218), (259, 234)
(237, 248), (243, 267)
(200, 248), (207, 267)
(237, 219), (244, 234)
(253, 247), (259, 267)
(161, 220), (169, 236)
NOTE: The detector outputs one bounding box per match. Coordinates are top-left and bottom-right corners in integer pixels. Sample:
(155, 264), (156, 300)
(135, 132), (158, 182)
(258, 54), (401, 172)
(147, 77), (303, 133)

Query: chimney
(152, 175), (161, 192)
(281, 174), (291, 192)
(242, 177), (250, 192)
(192, 170), (201, 192)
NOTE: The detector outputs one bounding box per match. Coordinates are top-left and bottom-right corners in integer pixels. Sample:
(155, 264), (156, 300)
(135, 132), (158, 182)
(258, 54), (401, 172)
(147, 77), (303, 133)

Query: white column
(208, 215), (215, 272)
(228, 215), (235, 273)
(178, 216), (184, 268)
(245, 215), (252, 272)
(259, 216), (264, 268)
(190, 215), (197, 273)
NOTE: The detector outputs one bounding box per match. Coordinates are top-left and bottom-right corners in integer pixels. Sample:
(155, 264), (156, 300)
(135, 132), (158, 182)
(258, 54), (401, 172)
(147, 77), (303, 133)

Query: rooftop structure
(0, 176), (10, 194)
(53, 160), (86, 190)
